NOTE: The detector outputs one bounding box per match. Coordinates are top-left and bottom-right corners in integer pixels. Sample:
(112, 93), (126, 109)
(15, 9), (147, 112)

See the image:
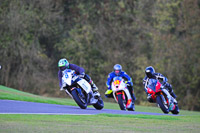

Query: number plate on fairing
(77, 79), (91, 93)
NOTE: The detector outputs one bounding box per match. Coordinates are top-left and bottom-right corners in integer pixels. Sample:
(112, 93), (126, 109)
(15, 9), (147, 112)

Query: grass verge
(0, 114), (200, 133)
(1, 85), (200, 132)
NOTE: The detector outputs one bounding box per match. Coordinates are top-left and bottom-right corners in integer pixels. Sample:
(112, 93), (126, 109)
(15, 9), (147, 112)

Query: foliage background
(0, 0), (199, 111)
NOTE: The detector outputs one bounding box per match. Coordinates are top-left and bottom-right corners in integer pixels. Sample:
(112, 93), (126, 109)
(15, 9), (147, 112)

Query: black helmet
(145, 66), (155, 78)
(113, 64), (122, 75)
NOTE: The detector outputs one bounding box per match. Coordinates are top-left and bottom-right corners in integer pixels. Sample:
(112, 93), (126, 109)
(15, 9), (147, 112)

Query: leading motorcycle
(61, 69), (104, 110)
(146, 78), (179, 114)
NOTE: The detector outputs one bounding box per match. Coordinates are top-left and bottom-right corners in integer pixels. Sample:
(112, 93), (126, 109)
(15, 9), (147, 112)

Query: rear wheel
(71, 89), (87, 109)
(117, 94), (126, 110)
(171, 104), (179, 114)
(156, 95), (169, 114)
(93, 97), (104, 110)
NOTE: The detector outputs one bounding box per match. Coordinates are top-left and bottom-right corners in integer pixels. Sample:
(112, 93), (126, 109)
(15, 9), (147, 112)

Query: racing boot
(170, 92), (178, 105)
(128, 86), (136, 101)
(91, 83), (100, 98)
(131, 93), (136, 108)
(163, 89), (177, 111)
(131, 98), (135, 111)
(132, 93), (136, 101)
(131, 94), (136, 111)
(169, 91), (178, 105)
(165, 83), (178, 104)
(105, 89), (113, 98)
(128, 87), (136, 111)
(170, 91), (177, 99)
(132, 104), (135, 111)
(165, 82), (176, 99)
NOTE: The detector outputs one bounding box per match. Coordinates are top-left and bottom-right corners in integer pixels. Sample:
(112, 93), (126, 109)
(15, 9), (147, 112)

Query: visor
(146, 72), (153, 78)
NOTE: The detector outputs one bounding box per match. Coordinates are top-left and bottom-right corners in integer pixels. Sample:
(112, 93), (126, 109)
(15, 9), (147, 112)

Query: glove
(125, 81), (133, 86)
(78, 72), (85, 78)
(161, 82), (169, 89)
(164, 82), (172, 88)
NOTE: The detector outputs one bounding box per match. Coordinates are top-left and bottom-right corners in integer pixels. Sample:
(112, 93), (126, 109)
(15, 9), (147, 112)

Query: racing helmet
(145, 66), (155, 78)
(58, 58), (69, 71)
(113, 64), (122, 75)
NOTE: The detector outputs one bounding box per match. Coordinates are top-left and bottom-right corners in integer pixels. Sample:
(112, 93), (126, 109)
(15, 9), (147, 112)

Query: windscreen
(113, 76), (122, 82)
(147, 78), (157, 91)
(113, 76), (123, 86)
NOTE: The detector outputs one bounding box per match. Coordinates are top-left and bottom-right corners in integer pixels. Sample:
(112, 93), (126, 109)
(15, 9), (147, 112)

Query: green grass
(0, 114), (200, 133)
(0, 85), (77, 106)
(0, 85), (200, 132)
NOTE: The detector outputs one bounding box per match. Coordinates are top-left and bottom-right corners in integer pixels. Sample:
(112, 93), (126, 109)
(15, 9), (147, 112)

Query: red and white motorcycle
(146, 78), (179, 114)
(111, 76), (135, 111)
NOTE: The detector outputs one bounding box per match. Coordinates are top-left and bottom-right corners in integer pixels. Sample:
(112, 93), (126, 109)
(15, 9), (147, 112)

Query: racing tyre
(156, 95), (169, 114)
(117, 94), (126, 110)
(71, 89), (87, 109)
(171, 105), (179, 115)
(93, 97), (104, 110)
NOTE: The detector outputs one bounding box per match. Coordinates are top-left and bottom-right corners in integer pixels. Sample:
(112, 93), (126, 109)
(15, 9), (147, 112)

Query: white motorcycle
(111, 76), (134, 111)
(61, 69), (104, 110)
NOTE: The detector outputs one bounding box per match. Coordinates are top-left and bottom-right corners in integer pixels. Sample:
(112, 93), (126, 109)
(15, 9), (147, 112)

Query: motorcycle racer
(105, 64), (136, 103)
(143, 66), (177, 105)
(58, 58), (99, 97)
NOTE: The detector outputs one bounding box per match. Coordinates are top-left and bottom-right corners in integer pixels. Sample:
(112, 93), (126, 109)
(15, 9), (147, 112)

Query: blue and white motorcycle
(60, 69), (104, 110)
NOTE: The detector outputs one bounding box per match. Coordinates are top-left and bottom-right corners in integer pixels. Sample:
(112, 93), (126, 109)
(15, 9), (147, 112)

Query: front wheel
(93, 97), (104, 110)
(71, 89), (87, 109)
(156, 95), (169, 114)
(117, 94), (126, 110)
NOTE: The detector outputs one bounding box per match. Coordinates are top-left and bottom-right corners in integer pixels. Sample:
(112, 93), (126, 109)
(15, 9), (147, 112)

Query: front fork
(116, 91), (125, 101)
(159, 92), (168, 105)
(160, 90), (176, 111)
(162, 89), (173, 105)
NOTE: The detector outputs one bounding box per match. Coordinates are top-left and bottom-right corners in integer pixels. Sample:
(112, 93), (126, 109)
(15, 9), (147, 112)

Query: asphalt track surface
(0, 100), (171, 115)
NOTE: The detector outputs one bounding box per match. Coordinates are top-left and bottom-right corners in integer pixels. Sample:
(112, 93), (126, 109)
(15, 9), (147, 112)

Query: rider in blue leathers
(143, 66), (177, 104)
(105, 64), (136, 103)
